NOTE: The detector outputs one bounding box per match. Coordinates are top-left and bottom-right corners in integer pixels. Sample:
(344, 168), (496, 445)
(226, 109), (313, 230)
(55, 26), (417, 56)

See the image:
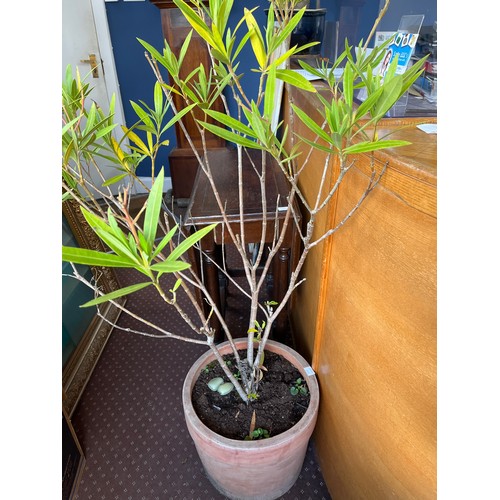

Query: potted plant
(62, 0), (425, 498)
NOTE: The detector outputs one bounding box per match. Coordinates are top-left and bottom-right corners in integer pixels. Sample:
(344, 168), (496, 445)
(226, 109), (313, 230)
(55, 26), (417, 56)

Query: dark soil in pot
(191, 349), (311, 440)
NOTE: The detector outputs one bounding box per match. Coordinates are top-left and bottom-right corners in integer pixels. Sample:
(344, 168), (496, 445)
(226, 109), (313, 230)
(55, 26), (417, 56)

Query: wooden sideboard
(283, 83), (437, 499)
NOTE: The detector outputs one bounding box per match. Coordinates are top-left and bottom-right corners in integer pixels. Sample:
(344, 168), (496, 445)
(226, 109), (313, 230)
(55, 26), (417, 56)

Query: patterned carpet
(70, 245), (331, 499)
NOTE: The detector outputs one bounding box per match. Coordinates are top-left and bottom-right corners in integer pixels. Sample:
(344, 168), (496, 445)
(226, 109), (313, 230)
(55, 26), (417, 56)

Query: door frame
(90, 0), (127, 132)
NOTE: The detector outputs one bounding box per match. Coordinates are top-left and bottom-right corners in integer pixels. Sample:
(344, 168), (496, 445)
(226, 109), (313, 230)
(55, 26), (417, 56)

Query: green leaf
(343, 139), (411, 155)
(243, 103), (267, 145)
(103, 174), (130, 188)
(343, 62), (353, 108)
(137, 38), (165, 67)
(270, 45), (298, 71)
(244, 8), (266, 68)
(80, 282), (152, 308)
(297, 134), (336, 154)
(272, 7), (305, 50)
(166, 223), (218, 263)
(354, 86), (384, 120)
(198, 121), (262, 149)
(153, 81), (163, 116)
(372, 76), (403, 119)
(178, 29), (194, 69)
(143, 168), (165, 252)
(80, 208), (140, 263)
(83, 103), (97, 136)
(276, 69), (316, 93)
(173, 0), (217, 51)
(62, 246), (136, 268)
(203, 109), (255, 137)
(170, 277), (183, 293)
(264, 64), (276, 120)
(291, 104), (332, 145)
(61, 115), (81, 136)
(232, 30), (253, 62)
(122, 126), (150, 156)
(130, 101), (155, 129)
(94, 124), (118, 140)
(152, 225), (179, 260)
(150, 260), (191, 273)
(163, 103), (196, 131)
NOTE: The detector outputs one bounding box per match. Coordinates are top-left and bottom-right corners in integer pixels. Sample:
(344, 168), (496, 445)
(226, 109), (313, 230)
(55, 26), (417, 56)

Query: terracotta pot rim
(182, 339), (319, 449)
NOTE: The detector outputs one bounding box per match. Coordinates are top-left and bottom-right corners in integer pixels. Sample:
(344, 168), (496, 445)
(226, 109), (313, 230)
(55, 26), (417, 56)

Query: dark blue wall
(105, 0), (172, 177)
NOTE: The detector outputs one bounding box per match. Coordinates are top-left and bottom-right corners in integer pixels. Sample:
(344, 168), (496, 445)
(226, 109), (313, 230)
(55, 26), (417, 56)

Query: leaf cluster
(62, 168), (217, 307)
(290, 377), (308, 396)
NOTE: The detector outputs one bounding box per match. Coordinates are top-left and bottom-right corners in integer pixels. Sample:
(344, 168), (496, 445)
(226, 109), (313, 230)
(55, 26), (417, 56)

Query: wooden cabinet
(283, 84), (437, 499)
(150, 1), (227, 199)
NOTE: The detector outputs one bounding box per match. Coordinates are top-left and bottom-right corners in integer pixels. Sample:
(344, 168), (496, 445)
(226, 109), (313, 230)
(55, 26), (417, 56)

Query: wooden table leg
(200, 241), (223, 341)
(272, 245), (290, 340)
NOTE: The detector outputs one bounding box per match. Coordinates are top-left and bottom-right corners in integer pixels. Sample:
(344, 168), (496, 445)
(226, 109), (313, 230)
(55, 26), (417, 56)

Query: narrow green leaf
(291, 104), (332, 145)
(154, 81), (163, 116)
(80, 207), (113, 235)
(137, 38), (165, 67)
(166, 223), (218, 263)
(150, 260), (191, 273)
(62, 246), (136, 268)
(270, 45), (297, 71)
(173, 0), (216, 50)
(244, 103), (267, 145)
(93, 227), (141, 263)
(163, 103), (196, 131)
(264, 64), (276, 120)
(122, 126), (150, 155)
(233, 30), (252, 62)
(94, 124), (118, 140)
(103, 174), (130, 188)
(170, 278), (183, 294)
(61, 115), (81, 136)
(273, 7), (305, 49)
(178, 29), (194, 69)
(81, 282), (152, 308)
(130, 101), (155, 129)
(343, 62), (353, 107)
(373, 76), (403, 119)
(203, 109), (256, 137)
(62, 140), (75, 167)
(143, 168), (164, 252)
(107, 210), (129, 246)
(355, 86), (384, 120)
(276, 69), (316, 93)
(146, 131), (153, 152)
(152, 225), (179, 260)
(298, 134), (336, 154)
(83, 103), (97, 136)
(244, 8), (266, 68)
(80, 208), (139, 263)
(198, 121), (261, 149)
(343, 139), (411, 155)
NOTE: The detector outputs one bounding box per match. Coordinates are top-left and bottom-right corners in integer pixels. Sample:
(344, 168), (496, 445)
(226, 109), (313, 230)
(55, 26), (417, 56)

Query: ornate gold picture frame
(62, 199), (126, 417)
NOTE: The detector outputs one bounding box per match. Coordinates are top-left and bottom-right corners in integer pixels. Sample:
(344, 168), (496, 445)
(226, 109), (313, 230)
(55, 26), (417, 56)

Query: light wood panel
(315, 162), (436, 499)
(284, 83), (437, 499)
(283, 87), (339, 363)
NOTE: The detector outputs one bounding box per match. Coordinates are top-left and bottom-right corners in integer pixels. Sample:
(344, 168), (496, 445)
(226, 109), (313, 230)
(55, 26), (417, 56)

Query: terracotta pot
(182, 339), (319, 500)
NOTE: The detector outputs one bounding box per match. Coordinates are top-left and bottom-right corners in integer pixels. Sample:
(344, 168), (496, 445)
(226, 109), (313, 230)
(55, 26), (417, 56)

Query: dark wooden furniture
(183, 148), (301, 340)
(150, 0), (227, 199)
